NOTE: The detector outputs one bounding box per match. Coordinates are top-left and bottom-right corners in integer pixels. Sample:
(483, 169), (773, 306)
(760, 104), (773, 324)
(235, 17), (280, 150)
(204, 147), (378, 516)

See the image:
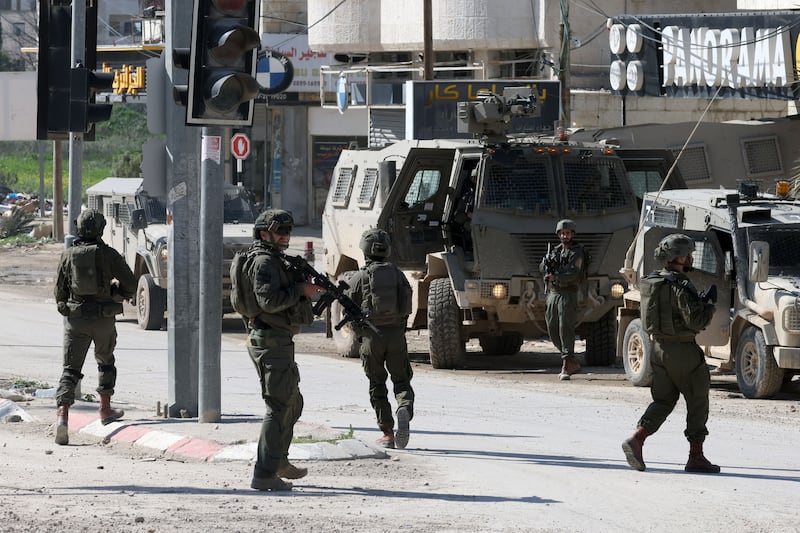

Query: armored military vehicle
(618, 181), (800, 398)
(86, 177), (256, 330)
(323, 87), (686, 368)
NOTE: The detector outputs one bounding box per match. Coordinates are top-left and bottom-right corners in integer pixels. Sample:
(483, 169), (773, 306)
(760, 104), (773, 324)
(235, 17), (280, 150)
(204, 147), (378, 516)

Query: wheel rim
(626, 334), (643, 373)
(739, 340), (759, 386)
(137, 287), (147, 321)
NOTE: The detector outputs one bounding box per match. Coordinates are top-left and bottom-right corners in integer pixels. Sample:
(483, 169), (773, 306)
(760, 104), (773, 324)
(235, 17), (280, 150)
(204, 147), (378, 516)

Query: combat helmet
(76, 209), (106, 240)
(654, 233), (695, 265)
(360, 228), (391, 259)
(556, 219), (577, 234)
(253, 209), (294, 250)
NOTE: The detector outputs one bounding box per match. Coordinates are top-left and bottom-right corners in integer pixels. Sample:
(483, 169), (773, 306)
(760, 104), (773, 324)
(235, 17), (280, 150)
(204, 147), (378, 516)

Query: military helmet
(360, 228), (391, 259)
(253, 209), (294, 240)
(654, 233), (695, 265)
(556, 219), (577, 234)
(76, 209), (106, 239)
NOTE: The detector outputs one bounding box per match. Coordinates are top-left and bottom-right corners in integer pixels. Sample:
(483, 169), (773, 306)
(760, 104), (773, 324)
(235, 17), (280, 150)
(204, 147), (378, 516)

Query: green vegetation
(0, 104), (156, 199)
(0, 206), (35, 239)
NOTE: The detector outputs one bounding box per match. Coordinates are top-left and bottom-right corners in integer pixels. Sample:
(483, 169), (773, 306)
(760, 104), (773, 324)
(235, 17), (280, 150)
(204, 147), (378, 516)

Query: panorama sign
(609, 11), (800, 99)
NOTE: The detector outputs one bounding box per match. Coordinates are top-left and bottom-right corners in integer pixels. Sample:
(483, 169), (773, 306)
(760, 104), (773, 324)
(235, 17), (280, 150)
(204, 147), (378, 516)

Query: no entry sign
(231, 133), (250, 160)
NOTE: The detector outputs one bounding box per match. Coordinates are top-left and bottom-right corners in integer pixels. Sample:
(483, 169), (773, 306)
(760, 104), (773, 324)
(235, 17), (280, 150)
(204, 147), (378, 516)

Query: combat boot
(376, 428), (395, 449)
(685, 442), (721, 473)
(558, 356), (581, 381)
(55, 405), (69, 445)
(99, 393), (124, 425)
(395, 407), (411, 449)
(251, 476), (293, 491)
(277, 461), (308, 480)
(621, 426), (648, 471)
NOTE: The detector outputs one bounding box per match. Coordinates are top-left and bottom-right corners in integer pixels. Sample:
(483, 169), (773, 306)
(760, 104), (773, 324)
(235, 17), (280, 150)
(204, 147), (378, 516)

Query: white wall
(0, 72), (36, 141)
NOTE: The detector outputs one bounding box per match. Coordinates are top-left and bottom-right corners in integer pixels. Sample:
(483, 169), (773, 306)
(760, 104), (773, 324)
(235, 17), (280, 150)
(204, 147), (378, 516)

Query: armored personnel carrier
(323, 87), (685, 368)
(618, 181), (800, 398)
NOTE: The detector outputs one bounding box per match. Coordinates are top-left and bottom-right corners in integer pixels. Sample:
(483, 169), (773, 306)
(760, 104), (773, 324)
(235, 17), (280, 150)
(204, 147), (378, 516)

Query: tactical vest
(361, 261), (411, 325)
(639, 272), (676, 336)
(69, 243), (101, 297)
(230, 246), (266, 319)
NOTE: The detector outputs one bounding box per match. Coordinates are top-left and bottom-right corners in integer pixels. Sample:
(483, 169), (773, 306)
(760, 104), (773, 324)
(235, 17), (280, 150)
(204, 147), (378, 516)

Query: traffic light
(68, 65), (115, 135)
(187, 0), (262, 126)
(36, 1), (72, 140)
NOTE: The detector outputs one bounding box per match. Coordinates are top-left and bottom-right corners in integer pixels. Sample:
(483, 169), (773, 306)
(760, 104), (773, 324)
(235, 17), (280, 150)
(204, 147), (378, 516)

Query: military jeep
(323, 87), (686, 368)
(86, 177), (256, 330)
(618, 182), (800, 398)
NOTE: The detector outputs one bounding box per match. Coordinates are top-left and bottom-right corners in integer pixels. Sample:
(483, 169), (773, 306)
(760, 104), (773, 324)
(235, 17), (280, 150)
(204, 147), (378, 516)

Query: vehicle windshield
(142, 195), (167, 224)
(746, 226), (800, 275)
(223, 187), (257, 224)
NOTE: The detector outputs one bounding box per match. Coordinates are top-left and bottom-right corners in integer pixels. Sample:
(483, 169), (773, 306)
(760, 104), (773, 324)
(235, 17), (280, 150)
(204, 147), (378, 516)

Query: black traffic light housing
(187, 0), (262, 126)
(69, 65), (115, 134)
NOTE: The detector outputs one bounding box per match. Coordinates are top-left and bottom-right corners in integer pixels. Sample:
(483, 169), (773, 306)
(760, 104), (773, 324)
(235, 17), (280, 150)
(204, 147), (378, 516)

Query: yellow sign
(102, 63), (146, 95)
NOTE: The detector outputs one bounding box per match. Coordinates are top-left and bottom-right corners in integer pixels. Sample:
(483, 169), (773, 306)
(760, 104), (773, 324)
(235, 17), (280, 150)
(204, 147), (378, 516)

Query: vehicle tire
(622, 318), (652, 387)
(331, 272), (360, 358)
(585, 309), (617, 366)
(136, 273), (166, 331)
(735, 327), (784, 399)
(427, 277), (466, 369)
(479, 333), (523, 356)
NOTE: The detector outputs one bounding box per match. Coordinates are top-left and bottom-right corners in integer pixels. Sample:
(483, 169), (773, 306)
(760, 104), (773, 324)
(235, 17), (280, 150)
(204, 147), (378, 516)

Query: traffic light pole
(198, 127), (224, 423)
(65, 0), (86, 246)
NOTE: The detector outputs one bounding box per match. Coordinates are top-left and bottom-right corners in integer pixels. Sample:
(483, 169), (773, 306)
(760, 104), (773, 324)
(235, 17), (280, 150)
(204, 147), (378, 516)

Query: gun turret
(457, 87), (540, 142)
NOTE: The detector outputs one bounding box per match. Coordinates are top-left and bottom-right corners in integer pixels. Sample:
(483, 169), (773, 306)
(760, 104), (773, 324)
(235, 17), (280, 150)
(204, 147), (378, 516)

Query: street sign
(336, 73), (348, 114)
(231, 132), (250, 160)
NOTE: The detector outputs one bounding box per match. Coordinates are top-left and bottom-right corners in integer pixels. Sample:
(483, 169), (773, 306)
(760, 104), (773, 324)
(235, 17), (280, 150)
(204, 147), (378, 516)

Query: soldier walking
(622, 233), (720, 473)
(53, 209), (136, 445)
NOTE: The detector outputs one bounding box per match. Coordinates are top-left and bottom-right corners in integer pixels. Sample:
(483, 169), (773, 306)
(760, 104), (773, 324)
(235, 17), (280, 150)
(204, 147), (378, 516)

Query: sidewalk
(0, 395), (388, 463)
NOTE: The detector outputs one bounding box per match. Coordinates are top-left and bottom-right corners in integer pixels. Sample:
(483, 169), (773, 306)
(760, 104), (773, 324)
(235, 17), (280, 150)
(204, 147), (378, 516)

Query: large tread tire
(427, 278), (465, 369)
(736, 327), (784, 399)
(136, 273), (166, 331)
(331, 272), (360, 358)
(479, 333), (523, 356)
(585, 309), (617, 366)
(622, 318), (652, 387)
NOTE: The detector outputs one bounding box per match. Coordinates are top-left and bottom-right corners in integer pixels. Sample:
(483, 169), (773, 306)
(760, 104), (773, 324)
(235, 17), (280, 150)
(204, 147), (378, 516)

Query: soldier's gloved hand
(57, 301), (70, 316)
(700, 284), (717, 304)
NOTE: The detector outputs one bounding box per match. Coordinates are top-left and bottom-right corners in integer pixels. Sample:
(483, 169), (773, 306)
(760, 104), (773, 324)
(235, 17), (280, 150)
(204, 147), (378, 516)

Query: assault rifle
(281, 253), (381, 335)
(542, 243), (561, 294)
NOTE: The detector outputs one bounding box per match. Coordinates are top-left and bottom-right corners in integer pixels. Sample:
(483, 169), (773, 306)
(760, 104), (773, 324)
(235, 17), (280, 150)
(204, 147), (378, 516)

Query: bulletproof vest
(229, 246), (264, 319)
(361, 261), (411, 325)
(639, 272), (676, 336)
(69, 243), (102, 297)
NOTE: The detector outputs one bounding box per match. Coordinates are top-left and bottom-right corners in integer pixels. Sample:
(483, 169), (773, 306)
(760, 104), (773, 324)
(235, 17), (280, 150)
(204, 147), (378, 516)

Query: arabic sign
(609, 12), (800, 99)
(261, 33), (330, 93)
(406, 80), (561, 140)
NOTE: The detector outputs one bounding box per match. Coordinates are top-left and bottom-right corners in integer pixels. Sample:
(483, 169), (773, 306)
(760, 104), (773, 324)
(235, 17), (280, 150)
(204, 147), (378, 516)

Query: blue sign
(336, 74), (348, 114)
(256, 55), (287, 90)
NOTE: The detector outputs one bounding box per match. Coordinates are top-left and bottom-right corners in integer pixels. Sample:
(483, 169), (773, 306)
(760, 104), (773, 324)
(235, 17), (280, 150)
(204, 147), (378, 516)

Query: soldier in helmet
(345, 228), (414, 449)
(245, 209), (322, 491)
(622, 233), (720, 474)
(53, 209), (137, 445)
(540, 219), (586, 380)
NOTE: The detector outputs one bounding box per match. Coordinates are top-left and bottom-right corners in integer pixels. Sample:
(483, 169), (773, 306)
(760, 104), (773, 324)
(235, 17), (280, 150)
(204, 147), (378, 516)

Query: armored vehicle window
(356, 168), (379, 209)
(483, 157), (550, 212)
(222, 191), (256, 224)
(747, 227), (800, 274)
(331, 166), (356, 207)
(403, 169), (441, 209)
(564, 157), (630, 214)
(692, 239), (719, 275)
(143, 196), (167, 224)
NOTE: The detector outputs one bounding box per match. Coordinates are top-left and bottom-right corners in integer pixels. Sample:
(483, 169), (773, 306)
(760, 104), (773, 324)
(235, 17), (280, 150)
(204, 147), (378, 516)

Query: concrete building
(0, 0), (36, 70)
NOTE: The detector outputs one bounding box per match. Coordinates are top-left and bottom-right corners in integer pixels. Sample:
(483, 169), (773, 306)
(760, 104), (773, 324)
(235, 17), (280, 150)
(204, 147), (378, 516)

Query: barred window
(404, 169), (441, 209)
(564, 157), (629, 214)
(356, 168), (379, 209)
(483, 156), (551, 213)
(331, 166), (356, 208)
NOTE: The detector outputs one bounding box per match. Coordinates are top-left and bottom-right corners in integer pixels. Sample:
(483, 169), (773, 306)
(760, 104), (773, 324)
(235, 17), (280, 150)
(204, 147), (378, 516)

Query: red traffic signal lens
(211, 0), (248, 15)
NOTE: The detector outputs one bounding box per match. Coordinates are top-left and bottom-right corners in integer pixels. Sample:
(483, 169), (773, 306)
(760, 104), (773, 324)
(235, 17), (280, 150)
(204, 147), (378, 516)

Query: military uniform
(53, 209), (136, 444)
(243, 210), (315, 491)
(346, 229), (414, 449)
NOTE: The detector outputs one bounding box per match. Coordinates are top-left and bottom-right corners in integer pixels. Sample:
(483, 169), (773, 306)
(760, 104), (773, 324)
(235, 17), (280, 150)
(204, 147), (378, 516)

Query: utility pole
(66, 1), (86, 247)
(558, 0), (571, 126)
(423, 0), (433, 80)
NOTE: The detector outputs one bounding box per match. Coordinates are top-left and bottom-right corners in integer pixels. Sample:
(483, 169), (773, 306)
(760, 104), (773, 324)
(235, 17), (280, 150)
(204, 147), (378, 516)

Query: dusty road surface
(1, 240), (799, 533)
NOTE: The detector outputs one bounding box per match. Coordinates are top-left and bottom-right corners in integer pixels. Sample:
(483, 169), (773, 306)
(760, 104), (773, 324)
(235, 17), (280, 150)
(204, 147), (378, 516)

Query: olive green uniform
(346, 260), (414, 432)
(54, 239), (136, 406)
(540, 242), (585, 359)
(638, 269), (715, 442)
(247, 241), (313, 479)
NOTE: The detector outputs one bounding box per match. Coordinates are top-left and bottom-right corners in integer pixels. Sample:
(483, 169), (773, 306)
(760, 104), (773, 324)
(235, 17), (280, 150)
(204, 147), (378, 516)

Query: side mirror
(129, 209), (148, 231)
(749, 241), (769, 283)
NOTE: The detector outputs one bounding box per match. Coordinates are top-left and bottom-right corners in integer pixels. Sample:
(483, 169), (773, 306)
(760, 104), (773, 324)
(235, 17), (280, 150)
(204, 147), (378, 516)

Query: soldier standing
(622, 233), (720, 474)
(53, 209), (136, 445)
(245, 210), (320, 491)
(540, 219), (586, 380)
(345, 229), (415, 449)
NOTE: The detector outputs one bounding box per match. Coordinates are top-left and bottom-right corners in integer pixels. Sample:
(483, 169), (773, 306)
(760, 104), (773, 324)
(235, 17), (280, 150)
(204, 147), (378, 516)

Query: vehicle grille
(513, 233), (612, 275)
(783, 306), (800, 333)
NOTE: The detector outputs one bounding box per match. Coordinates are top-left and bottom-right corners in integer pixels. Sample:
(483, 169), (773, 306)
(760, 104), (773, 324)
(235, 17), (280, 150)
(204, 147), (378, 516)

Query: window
(670, 144), (711, 183)
(356, 168), (379, 209)
(330, 166), (356, 208)
(484, 156), (551, 213)
(564, 157), (629, 214)
(741, 136), (782, 177)
(403, 169), (441, 209)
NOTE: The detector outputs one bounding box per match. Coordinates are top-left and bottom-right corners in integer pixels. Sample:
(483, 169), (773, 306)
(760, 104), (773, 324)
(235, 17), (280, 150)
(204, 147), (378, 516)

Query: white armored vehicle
(86, 177), (256, 329)
(323, 88), (686, 368)
(618, 181), (800, 398)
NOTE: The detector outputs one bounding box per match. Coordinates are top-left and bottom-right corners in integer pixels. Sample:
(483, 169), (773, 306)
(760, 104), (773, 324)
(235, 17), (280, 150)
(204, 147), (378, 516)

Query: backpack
(639, 272), (676, 335)
(361, 262), (411, 325)
(69, 243), (101, 297)
(229, 247), (264, 319)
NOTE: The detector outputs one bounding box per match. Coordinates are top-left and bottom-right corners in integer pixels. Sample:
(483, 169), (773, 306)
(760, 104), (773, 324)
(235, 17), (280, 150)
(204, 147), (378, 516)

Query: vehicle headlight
(491, 283), (507, 299)
(610, 282), (625, 299)
(782, 305), (800, 333)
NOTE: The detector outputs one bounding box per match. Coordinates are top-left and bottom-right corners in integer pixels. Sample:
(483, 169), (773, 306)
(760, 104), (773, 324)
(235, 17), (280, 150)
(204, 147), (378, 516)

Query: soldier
(622, 233), (720, 474)
(345, 229), (415, 449)
(244, 210), (320, 491)
(540, 219), (586, 380)
(53, 209), (136, 445)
